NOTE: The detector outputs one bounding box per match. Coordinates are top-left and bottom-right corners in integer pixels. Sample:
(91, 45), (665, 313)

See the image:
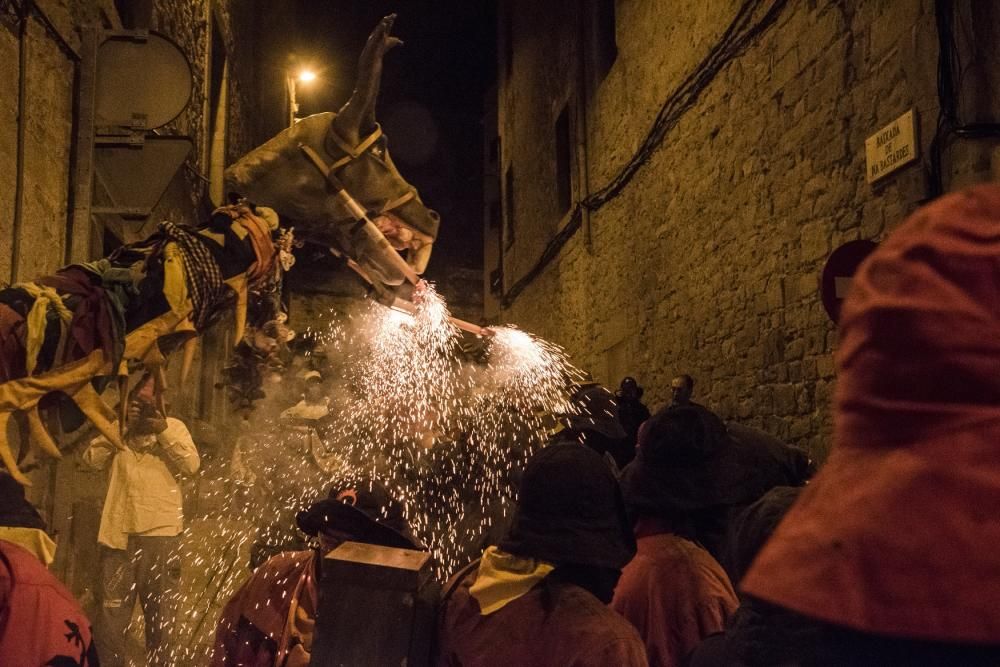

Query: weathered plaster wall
(0, 0), (268, 615)
(0, 3), (76, 283)
(496, 0), (1000, 459)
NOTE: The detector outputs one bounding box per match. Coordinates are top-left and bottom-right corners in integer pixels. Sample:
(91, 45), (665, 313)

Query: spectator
(280, 369), (331, 422)
(0, 473), (99, 665)
(213, 478), (423, 666)
(82, 376), (200, 666)
(616, 376), (650, 463)
(741, 184), (1000, 665)
(669, 374), (696, 407)
(613, 406), (739, 666)
(241, 369), (341, 569)
(436, 444), (647, 666)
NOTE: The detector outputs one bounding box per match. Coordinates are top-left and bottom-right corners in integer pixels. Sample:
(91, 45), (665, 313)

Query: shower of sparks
(162, 283), (586, 662)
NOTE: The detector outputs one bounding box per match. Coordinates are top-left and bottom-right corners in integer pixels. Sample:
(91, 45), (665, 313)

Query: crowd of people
(0, 185), (997, 665)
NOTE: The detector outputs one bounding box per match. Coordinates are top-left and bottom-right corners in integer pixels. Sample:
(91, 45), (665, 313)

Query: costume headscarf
(742, 183), (1000, 643)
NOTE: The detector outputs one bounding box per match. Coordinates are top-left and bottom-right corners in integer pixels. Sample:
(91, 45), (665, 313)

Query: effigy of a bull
(226, 14), (439, 300)
(0, 15), (438, 484)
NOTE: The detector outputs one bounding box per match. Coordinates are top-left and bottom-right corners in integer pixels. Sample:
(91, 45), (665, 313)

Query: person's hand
(146, 413), (168, 434)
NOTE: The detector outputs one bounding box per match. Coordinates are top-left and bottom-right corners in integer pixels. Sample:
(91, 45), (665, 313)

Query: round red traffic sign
(821, 240), (878, 323)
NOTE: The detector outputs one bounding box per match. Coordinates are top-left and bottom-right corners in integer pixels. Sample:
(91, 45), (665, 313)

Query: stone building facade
(0, 0), (274, 600)
(489, 0), (1000, 458)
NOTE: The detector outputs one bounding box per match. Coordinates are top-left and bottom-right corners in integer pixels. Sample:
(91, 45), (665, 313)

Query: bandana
(470, 546), (554, 616)
(0, 527), (57, 566)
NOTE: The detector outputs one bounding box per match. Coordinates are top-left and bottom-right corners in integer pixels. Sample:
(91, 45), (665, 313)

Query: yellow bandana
(469, 546), (554, 616)
(0, 527), (57, 567)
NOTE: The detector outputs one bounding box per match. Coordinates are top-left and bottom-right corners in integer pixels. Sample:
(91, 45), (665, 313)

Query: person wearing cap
(0, 473), (100, 665)
(436, 444), (647, 667)
(616, 376), (651, 463)
(736, 184), (1000, 665)
(212, 478), (423, 667)
(280, 369), (331, 422)
(81, 376), (200, 666)
(612, 406), (739, 666)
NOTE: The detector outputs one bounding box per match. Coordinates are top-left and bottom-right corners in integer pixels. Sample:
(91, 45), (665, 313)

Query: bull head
(224, 15), (439, 291)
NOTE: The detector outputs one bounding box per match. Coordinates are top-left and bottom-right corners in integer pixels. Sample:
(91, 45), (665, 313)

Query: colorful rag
(16, 283), (72, 375)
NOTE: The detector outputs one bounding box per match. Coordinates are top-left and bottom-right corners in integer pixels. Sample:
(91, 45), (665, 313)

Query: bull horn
(333, 14), (402, 145)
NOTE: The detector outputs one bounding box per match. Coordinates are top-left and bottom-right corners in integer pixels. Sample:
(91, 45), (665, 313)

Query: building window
(489, 199), (501, 229)
(502, 1), (514, 79)
(504, 166), (515, 249)
(555, 104), (573, 216)
(592, 0), (617, 83)
(114, 0), (152, 29)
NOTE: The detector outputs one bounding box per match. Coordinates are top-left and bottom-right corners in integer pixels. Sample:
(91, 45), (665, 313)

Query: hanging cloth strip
(0, 304), (27, 383)
(15, 283), (73, 376)
(212, 205), (278, 284)
(39, 266), (125, 373)
(159, 220), (226, 332)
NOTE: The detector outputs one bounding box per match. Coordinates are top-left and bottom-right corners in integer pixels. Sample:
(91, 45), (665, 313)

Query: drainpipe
(576, 3), (593, 252)
(10, 0), (29, 283)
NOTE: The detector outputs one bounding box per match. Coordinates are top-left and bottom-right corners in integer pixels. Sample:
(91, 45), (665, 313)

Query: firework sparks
(167, 284), (587, 661)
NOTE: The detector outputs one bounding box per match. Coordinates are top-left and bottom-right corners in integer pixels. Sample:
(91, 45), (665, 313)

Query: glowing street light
(287, 67), (318, 127)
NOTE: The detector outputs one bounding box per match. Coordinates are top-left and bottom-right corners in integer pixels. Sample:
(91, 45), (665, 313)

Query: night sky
(268, 1), (497, 276)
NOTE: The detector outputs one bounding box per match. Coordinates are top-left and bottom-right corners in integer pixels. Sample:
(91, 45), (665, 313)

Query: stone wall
(0, 0), (269, 602)
(495, 0), (1000, 459)
(0, 1), (83, 283)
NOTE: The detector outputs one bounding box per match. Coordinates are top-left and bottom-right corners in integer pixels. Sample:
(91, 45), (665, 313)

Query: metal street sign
(821, 239), (878, 323)
(95, 31), (192, 131)
(865, 109), (918, 183)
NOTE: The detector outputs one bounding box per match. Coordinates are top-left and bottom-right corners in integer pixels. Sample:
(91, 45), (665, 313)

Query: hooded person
(617, 401), (809, 561)
(611, 406), (739, 667)
(552, 381), (632, 470)
(685, 486), (803, 667)
(0, 473), (100, 665)
(436, 443), (647, 667)
(212, 478), (423, 667)
(738, 183), (1000, 666)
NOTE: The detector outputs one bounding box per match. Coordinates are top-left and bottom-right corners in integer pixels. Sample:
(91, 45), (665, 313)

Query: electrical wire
(501, 0), (790, 308)
(928, 0), (1000, 198)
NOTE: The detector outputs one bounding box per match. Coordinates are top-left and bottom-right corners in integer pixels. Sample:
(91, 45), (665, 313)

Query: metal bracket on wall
(68, 26), (194, 242)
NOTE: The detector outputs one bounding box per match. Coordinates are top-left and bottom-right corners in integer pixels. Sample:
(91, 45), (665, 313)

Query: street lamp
(286, 68), (317, 127)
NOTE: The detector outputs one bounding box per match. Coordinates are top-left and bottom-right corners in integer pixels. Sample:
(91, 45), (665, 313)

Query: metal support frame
(68, 27), (99, 264)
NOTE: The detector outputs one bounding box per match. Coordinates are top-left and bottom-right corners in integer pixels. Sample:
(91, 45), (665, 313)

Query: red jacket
(212, 550), (317, 667)
(437, 565), (647, 667)
(0, 539), (98, 666)
(611, 533), (737, 667)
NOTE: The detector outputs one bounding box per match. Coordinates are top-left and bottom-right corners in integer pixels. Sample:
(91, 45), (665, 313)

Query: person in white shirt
(82, 384), (200, 667)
